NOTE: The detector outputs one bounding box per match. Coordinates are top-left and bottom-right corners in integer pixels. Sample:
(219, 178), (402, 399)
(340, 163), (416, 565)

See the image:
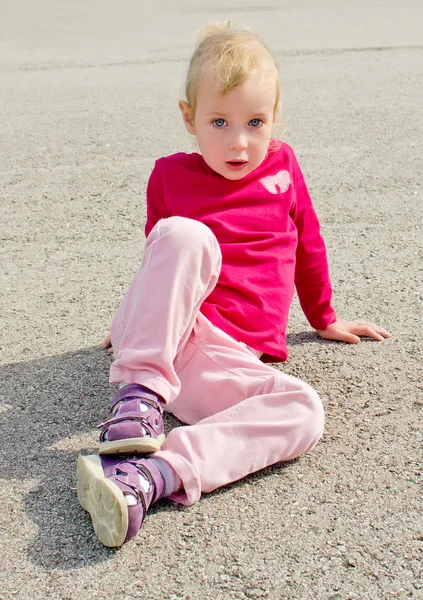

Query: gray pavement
(1, 1), (422, 598)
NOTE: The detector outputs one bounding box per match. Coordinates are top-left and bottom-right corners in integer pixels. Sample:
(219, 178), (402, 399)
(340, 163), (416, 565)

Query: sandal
(77, 454), (165, 547)
(98, 384), (165, 455)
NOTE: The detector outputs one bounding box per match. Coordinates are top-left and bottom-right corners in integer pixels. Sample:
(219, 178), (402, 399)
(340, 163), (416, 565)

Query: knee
(148, 217), (221, 263)
(274, 376), (325, 453)
(298, 381), (325, 450)
(146, 217), (222, 277)
(151, 216), (216, 247)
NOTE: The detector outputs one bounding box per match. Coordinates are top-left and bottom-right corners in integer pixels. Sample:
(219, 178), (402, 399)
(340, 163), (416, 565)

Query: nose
(230, 131), (248, 152)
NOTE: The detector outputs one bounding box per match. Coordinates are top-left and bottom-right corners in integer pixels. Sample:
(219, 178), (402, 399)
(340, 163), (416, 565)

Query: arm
(291, 159), (390, 343)
(291, 158), (337, 330)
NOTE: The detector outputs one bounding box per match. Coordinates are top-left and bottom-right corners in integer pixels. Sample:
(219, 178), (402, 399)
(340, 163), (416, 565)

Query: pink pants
(109, 217), (324, 505)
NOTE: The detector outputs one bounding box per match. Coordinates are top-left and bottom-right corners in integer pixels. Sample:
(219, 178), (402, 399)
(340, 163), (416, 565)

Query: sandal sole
(77, 454), (128, 547)
(98, 433), (166, 456)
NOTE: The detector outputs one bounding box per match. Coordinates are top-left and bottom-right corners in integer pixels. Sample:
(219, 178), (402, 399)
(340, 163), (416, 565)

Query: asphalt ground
(1, 1), (422, 598)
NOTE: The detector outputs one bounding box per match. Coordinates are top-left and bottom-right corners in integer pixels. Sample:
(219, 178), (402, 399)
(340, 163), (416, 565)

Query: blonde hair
(185, 22), (280, 118)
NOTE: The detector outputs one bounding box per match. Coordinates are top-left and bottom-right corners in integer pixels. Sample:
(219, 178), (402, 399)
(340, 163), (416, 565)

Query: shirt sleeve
(290, 157), (337, 330)
(145, 159), (171, 238)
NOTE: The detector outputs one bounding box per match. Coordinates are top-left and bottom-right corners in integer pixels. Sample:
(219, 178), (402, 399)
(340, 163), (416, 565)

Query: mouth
(226, 160), (248, 171)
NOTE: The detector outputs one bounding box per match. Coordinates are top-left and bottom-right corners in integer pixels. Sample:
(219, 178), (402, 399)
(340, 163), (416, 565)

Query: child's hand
(101, 333), (113, 354)
(316, 320), (391, 344)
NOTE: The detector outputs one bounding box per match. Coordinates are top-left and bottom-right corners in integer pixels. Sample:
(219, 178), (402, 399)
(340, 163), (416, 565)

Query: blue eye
(249, 119), (262, 127)
(213, 119), (227, 127)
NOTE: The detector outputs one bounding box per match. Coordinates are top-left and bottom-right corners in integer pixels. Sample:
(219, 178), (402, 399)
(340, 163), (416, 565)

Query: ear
(179, 101), (196, 135)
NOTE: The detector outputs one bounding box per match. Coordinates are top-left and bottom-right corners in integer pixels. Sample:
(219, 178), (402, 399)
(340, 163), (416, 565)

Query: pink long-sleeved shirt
(145, 139), (336, 362)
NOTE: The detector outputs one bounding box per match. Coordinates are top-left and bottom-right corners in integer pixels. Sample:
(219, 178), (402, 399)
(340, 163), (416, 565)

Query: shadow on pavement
(286, 330), (381, 346)
(1, 347), (120, 568)
(0, 345), (298, 571)
(1, 348), (185, 569)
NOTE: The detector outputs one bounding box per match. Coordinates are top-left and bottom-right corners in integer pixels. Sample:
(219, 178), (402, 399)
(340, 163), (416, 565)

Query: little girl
(77, 23), (390, 547)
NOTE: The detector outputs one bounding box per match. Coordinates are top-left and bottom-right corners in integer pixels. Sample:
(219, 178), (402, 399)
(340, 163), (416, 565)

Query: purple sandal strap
(111, 462), (164, 521)
(110, 384), (163, 414)
(110, 473), (145, 502)
(124, 396), (163, 413)
(97, 413), (155, 431)
(126, 459), (166, 503)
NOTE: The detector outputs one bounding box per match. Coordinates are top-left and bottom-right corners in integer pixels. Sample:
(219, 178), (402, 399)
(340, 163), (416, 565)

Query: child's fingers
(101, 334), (112, 348)
(352, 323), (390, 341)
(366, 329), (385, 341)
(370, 325), (391, 338)
(318, 328), (361, 344)
(335, 330), (361, 344)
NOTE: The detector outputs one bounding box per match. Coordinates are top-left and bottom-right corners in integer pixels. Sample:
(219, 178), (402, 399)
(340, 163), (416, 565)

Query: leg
(98, 217), (222, 454)
(110, 216), (222, 402)
(79, 220), (223, 545)
(79, 317), (322, 546)
(154, 314), (325, 505)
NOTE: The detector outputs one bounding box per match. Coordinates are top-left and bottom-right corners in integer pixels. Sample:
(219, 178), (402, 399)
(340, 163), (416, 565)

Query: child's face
(180, 71), (277, 180)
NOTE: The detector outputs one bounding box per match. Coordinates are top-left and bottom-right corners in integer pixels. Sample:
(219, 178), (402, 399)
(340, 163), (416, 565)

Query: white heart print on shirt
(259, 170), (292, 194)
